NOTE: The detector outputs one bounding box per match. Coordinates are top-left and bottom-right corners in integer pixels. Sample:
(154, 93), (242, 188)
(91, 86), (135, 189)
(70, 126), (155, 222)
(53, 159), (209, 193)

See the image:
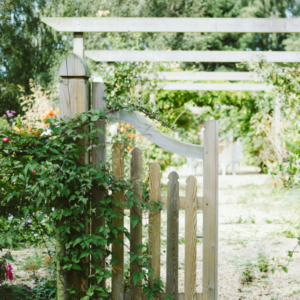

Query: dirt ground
(2, 169), (300, 299)
(159, 166), (300, 300)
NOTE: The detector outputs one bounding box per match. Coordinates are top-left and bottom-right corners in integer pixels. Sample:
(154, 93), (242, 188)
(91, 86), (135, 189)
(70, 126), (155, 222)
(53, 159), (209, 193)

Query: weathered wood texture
(112, 143), (125, 300)
(145, 71), (262, 81)
(123, 293), (203, 300)
(130, 147), (143, 299)
(42, 17), (300, 33)
(73, 32), (84, 58)
(185, 176), (198, 300)
(108, 110), (203, 159)
(58, 54), (91, 296)
(85, 50), (300, 63)
(161, 196), (203, 210)
(159, 83), (268, 91)
(91, 82), (107, 290)
(166, 171), (179, 299)
(148, 163), (161, 287)
(59, 78), (90, 124)
(91, 82), (107, 159)
(203, 121), (219, 300)
(59, 53), (91, 77)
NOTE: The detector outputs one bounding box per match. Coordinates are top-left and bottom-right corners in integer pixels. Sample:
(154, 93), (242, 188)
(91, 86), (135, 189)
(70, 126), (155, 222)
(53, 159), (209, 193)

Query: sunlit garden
(2, 1), (300, 300)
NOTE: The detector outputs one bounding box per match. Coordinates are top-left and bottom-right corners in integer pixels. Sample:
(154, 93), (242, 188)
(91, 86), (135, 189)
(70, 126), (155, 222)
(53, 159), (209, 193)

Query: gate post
(203, 120), (219, 300)
(58, 53), (91, 298)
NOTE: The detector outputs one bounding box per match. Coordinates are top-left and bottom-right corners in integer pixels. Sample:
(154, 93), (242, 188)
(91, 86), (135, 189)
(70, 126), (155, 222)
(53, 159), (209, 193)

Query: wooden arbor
(42, 16), (300, 300)
(58, 53), (217, 299)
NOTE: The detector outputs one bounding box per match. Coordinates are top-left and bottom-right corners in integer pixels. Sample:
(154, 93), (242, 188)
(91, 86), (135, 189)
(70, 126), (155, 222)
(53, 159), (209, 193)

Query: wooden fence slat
(130, 147), (143, 299)
(203, 121), (219, 300)
(148, 162), (161, 287)
(166, 171), (179, 299)
(112, 143), (125, 299)
(91, 82), (107, 290)
(185, 176), (197, 300)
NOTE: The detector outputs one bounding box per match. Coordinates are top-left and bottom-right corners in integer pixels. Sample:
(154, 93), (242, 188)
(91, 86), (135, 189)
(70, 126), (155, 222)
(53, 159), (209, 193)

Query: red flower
(4, 264), (13, 281)
(2, 137), (9, 142)
(285, 147), (289, 151)
(33, 170), (36, 174)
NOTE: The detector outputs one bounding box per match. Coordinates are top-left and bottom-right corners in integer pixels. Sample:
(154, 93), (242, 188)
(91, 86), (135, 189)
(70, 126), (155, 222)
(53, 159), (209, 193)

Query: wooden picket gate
(111, 143), (204, 299)
(59, 54), (218, 300)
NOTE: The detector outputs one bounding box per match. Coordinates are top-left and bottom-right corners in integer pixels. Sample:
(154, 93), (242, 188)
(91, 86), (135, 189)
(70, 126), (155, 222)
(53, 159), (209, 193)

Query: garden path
(159, 166), (300, 299)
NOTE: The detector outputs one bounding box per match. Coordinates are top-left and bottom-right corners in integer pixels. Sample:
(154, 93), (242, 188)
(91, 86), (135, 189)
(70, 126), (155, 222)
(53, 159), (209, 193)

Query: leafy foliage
(0, 0), (67, 115)
(0, 100), (172, 299)
(2, 0), (300, 116)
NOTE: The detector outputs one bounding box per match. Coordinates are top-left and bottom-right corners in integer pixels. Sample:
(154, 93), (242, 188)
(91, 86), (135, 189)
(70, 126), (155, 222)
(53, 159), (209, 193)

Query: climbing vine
(0, 62), (176, 299)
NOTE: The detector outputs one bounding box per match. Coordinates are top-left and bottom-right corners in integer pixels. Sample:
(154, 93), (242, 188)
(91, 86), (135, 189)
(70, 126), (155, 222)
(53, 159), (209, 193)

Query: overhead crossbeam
(146, 71), (262, 81)
(85, 50), (300, 63)
(42, 17), (300, 33)
(159, 82), (268, 91)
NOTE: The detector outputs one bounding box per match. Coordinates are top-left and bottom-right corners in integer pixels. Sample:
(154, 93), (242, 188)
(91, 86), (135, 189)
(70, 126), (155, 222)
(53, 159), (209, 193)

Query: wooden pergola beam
(42, 17), (300, 33)
(159, 82), (268, 91)
(84, 50), (300, 63)
(146, 71), (262, 81)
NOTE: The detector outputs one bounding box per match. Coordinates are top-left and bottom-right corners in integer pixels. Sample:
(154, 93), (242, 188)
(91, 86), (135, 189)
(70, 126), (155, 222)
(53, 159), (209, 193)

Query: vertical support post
(112, 143), (125, 300)
(148, 162), (161, 289)
(73, 32), (84, 58)
(91, 82), (107, 291)
(185, 176), (197, 300)
(275, 96), (281, 150)
(130, 147), (143, 299)
(58, 54), (91, 298)
(203, 120), (219, 300)
(166, 171), (179, 299)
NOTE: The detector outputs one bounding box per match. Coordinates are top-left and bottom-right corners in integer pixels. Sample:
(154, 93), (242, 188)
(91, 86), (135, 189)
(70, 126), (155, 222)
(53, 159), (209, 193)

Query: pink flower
(5, 264), (13, 281)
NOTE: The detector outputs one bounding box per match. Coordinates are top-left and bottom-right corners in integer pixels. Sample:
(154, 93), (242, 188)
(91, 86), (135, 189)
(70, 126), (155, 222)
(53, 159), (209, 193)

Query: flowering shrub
(1, 106), (174, 300)
(18, 79), (55, 127)
(3, 110), (16, 123)
(0, 62), (177, 299)
(247, 62), (300, 187)
(0, 253), (14, 284)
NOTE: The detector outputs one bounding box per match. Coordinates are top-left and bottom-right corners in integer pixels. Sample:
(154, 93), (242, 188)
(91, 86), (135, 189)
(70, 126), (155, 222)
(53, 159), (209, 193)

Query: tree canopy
(1, 0), (300, 116)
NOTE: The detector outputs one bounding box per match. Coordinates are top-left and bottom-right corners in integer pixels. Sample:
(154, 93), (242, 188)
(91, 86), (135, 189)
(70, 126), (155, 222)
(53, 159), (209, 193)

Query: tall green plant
(0, 105), (173, 299)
